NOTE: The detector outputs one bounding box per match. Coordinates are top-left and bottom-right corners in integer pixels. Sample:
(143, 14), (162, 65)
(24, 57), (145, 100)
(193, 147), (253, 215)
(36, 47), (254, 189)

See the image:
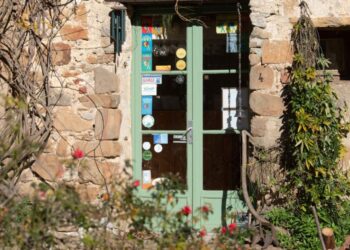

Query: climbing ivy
(286, 1), (350, 217)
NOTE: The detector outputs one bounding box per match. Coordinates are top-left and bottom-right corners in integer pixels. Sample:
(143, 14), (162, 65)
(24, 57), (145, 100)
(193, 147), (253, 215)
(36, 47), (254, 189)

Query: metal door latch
(183, 121), (193, 144)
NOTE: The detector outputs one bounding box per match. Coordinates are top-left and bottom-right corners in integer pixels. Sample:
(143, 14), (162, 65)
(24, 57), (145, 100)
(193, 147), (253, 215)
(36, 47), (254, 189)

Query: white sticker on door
(142, 83), (157, 96)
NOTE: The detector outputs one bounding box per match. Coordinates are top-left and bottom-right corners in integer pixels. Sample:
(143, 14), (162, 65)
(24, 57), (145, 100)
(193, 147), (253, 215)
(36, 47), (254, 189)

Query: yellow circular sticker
(176, 48), (187, 59)
(176, 60), (186, 70)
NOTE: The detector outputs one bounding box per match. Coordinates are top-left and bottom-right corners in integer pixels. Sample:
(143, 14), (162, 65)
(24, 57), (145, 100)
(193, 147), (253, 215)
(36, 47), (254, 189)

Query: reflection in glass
(203, 134), (241, 190)
(202, 14), (251, 70)
(203, 74), (249, 130)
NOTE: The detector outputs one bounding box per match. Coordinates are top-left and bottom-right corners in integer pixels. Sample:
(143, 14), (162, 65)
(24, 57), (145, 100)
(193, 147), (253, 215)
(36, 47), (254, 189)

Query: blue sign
(142, 34), (153, 53)
(153, 134), (168, 144)
(142, 96), (153, 115)
(142, 53), (152, 71)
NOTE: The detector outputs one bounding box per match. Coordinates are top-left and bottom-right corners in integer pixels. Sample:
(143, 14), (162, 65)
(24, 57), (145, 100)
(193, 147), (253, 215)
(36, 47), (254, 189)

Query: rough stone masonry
(16, 0), (350, 201)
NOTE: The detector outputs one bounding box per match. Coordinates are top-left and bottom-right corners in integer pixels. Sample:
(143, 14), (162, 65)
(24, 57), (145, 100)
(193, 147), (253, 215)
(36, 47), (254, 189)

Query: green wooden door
(132, 10), (250, 229)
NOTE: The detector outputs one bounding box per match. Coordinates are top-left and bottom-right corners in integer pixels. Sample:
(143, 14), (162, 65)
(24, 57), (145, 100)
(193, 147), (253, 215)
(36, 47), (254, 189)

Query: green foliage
(0, 184), (92, 249)
(277, 3), (350, 248)
(267, 206), (350, 250)
(285, 1), (350, 212)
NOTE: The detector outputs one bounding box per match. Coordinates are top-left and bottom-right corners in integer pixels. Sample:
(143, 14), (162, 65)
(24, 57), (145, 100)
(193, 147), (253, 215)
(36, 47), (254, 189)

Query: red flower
(201, 205), (210, 213)
(221, 226), (227, 234)
(181, 205), (192, 216)
(72, 148), (84, 159)
(132, 180), (140, 188)
(199, 228), (206, 238)
(229, 223), (237, 233)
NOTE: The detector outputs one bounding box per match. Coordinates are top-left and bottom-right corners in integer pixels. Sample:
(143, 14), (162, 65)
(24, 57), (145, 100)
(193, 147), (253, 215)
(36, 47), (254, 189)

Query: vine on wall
(0, 0), (76, 181)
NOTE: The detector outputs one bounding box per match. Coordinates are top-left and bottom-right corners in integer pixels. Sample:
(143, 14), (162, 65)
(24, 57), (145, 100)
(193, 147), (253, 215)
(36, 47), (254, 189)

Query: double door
(132, 12), (250, 228)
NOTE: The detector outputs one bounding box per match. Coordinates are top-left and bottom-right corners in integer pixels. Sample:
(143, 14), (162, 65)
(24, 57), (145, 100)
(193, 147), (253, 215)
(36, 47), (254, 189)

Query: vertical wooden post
(322, 228), (336, 250)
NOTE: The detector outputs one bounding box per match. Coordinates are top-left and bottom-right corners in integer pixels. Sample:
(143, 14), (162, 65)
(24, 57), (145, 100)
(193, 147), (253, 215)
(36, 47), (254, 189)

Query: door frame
(130, 5), (249, 228)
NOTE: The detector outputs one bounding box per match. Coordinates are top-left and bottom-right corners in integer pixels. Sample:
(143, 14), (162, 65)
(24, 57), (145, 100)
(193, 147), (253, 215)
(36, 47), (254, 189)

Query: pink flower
(201, 205), (210, 213)
(72, 148), (84, 159)
(228, 223), (237, 233)
(37, 190), (46, 200)
(221, 226), (227, 234)
(181, 205), (192, 216)
(132, 180), (140, 188)
(199, 229), (206, 238)
(78, 86), (87, 94)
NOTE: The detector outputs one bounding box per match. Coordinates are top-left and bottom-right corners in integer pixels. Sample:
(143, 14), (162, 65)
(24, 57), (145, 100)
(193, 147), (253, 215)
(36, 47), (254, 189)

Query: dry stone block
(87, 54), (114, 65)
(52, 43), (71, 66)
(306, 17), (350, 28)
(74, 3), (88, 26)
(78, 160), (120, 185)
(249, 53), (261, 66)
(57, 139), (70, 157)
(251, 116), (282, 137)
(250, 13), (267, 28)
(75, 184), (100, 202)
(95, 109), (122, 140)
(19, 169), (36, 183)
(250, 91), (284, 117)
(79, 94), (120, 108)
(54, 108), (92, 132)
(251, 27), (270, 39)
(262, 41), (293, 64)
(332, 82), (350, 121)
(74, 140), (122, 158)
(94, 67), (120, 94)
(250, 65), (275, 90)
(47, 89), (72, 106)
(32, 154), (65, 181)
(60, 24), (88, 41)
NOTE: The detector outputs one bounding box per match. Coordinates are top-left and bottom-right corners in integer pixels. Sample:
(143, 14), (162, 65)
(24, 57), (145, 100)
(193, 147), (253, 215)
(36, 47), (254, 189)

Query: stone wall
(14, 0), (350, 200)
(17, 0), (133, 202)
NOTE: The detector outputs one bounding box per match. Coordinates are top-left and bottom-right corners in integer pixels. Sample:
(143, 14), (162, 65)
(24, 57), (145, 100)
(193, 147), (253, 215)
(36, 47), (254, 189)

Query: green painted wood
(141, 71), (187, 75)
(202, 130), (241, 134)
(141, 130), (187, 134)
(131, 11), (247, 231)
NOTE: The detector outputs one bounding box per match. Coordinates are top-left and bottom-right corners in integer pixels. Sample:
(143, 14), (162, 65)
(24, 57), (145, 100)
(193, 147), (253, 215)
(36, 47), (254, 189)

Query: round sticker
(176, 60), (186, 70)
(176, 48), (187, 59)
(142, 115), (155, 128)
(154, 144), (163, 153)
(143, 150), (152, 161)
(143, 142), (151, 150)
(175, 75), (185, 85)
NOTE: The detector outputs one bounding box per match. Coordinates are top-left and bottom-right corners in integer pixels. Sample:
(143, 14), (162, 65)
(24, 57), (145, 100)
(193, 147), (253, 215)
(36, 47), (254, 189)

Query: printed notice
(142, 84), (157, 96)
(142, 74), (162, 84)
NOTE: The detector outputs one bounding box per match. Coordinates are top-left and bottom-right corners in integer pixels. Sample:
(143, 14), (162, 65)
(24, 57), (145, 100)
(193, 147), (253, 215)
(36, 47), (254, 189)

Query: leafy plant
(276, 1), (350, 248)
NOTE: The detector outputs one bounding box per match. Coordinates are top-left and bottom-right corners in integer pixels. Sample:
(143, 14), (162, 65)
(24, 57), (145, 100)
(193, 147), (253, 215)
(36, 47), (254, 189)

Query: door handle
(182, 122), (193, 144)
(182, 127), (192, 139)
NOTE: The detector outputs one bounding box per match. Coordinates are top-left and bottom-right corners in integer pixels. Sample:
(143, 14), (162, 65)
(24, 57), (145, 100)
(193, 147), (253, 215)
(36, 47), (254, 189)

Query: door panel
(133, 10), (251, 230)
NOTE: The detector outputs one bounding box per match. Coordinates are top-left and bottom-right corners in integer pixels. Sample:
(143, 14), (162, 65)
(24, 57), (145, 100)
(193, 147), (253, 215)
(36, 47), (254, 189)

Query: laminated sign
(141, 96), (153, 115)
(142, 84), (157, 96)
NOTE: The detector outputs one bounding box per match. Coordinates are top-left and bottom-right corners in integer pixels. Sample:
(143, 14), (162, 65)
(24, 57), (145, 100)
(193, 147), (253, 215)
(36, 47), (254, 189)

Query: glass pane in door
(141, 75), (187, 130)
(142, 134), (187, 188)
(203, 134), (241, 190)
(141, 15), (187, 71)
(202, 14), (251, 70)
(203, 74), (249, 130)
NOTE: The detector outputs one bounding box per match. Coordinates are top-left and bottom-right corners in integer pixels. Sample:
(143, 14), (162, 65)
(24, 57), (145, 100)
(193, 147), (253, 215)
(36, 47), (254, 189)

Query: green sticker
(143, 150), (152, 161)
